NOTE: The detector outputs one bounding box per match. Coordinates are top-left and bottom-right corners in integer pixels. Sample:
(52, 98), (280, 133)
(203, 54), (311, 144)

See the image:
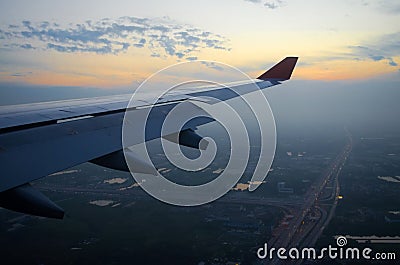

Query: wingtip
(257, 57), (299, 81)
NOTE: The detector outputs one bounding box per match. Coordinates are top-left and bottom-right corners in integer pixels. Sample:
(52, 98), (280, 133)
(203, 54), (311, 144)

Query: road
(266, 129), (353, 265)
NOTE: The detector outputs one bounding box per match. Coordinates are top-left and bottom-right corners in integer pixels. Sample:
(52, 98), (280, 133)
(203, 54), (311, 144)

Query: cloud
(292, 31), (400, 75)
(352, 0), (400, 14)
(244, 0), (262, 3)
(265, 0), (285, 9)
(0, 16), (230, 59)
(10, 71), (32, 77)
(133, 38), (146, 48)
(377, 0), (400, 14)
(186, 56), (198, 61)
(244, 0), (285, 9)
(200, 61), (224, 71)
(349, 32), (400, 67)
(19, 43), (35, 49)
(389, 59), (398, 66)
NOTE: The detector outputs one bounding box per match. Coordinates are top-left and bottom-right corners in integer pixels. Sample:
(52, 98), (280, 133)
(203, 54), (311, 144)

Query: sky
(0, 0), (399, 89)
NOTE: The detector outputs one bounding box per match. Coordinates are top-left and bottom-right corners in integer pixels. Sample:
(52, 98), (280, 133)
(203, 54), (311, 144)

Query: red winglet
(257, 57), (298, 81)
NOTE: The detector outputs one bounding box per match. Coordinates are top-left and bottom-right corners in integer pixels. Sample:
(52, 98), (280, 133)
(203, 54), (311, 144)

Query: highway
(266, 129), (353, 265)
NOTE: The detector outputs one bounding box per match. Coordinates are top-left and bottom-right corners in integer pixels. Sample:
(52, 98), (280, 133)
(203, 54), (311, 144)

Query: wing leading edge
(0, 57), (298, 218)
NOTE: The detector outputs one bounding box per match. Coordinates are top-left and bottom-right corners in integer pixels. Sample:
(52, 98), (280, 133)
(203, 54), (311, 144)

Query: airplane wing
(0, 57), (298, 218)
